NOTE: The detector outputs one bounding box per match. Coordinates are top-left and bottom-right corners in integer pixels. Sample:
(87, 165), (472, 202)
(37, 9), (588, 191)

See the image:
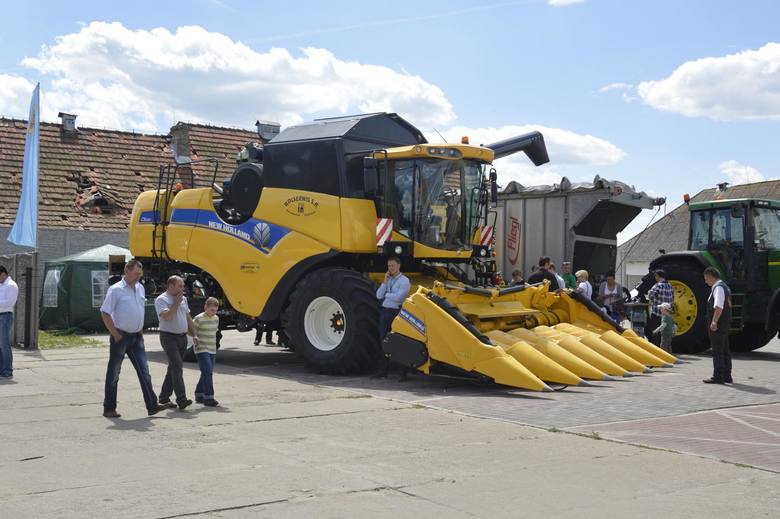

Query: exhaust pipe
(485, 131), (550, 166)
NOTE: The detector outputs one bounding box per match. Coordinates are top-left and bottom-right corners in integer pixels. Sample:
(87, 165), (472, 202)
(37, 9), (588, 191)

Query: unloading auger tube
(382, 281), (679, 391)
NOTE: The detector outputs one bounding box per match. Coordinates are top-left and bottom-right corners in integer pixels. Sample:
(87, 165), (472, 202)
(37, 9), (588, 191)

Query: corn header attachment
(383, 281), (678, 391)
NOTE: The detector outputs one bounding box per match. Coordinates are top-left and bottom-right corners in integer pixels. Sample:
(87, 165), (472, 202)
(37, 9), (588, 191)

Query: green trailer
(638, 198), (780, 353)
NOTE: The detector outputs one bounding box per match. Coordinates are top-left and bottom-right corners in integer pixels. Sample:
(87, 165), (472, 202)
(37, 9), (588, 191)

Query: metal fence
(0, 252), (39, 349)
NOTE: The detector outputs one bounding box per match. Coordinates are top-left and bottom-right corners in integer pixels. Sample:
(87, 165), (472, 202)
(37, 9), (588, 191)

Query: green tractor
(637, 198), (780, 353)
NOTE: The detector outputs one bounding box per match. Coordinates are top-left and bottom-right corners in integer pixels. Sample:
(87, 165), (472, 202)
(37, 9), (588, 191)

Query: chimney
(170, 123), (192, 165)
(58, 112), (77, 133)
(255, 120), (281, 142)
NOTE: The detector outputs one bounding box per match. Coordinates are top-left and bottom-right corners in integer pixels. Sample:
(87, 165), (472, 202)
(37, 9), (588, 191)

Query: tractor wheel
(730, 325), (773, 353)
(655, 261), (711, 354)
(282, 268), (380, 374)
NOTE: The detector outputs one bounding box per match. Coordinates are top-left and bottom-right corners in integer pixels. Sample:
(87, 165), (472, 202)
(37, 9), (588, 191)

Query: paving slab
(1, 332), (779, 518)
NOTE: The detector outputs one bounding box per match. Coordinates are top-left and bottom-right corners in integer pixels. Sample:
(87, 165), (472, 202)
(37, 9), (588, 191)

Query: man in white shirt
(101, 260), (166, 418)
(155, 275), (198, 410)
(702, 267), (733, 384)
(0, 266), (19, 378)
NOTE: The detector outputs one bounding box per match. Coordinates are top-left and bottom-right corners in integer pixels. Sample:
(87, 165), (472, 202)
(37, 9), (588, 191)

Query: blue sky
(1, 0), (779, 241)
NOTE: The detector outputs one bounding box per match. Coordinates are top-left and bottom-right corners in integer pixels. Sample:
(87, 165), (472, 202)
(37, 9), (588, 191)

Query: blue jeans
(195, 352), (216, 400)
(0, 312), (13, 377)
(103, 332), (157, 411)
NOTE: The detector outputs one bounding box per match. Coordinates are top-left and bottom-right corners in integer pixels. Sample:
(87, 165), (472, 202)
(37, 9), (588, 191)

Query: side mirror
(363, 157), (379, 196)
(489, 168), (498, 205)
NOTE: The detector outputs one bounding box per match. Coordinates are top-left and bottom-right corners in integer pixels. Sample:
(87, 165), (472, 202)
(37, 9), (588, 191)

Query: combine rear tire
(282, 268), (380, 374)
(654, 261), (710, 354)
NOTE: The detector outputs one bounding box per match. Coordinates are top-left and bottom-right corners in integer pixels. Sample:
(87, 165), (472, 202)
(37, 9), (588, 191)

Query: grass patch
(38, 331), (103, 349)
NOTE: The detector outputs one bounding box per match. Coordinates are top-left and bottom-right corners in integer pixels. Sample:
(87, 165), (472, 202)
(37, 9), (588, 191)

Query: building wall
(0, 227), (129, 268)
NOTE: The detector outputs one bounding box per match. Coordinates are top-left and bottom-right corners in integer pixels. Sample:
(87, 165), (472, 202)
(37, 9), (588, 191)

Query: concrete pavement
(1, 332), (778, 518)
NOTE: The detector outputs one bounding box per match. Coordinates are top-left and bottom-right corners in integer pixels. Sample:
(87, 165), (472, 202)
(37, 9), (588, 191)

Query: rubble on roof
(0, 117), (260, 231)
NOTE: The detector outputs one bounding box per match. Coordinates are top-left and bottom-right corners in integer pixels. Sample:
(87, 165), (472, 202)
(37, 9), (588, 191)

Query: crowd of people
(0, 249), (736, 417)
(99, 260), (221, 418)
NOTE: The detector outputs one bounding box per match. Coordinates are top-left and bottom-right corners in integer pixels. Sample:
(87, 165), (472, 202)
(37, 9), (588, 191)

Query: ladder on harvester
(149, 158), (221, 265)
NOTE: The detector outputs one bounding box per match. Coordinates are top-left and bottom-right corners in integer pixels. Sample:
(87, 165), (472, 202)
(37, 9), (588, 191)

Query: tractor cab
(688, 199), (780, 290)
(689, 202), (748, 283)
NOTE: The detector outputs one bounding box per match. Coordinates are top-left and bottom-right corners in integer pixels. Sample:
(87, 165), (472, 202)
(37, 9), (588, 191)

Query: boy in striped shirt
(194, 297), (220, 406)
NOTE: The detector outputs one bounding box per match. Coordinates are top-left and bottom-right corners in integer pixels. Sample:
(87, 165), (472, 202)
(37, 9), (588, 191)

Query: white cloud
(718, 160), (774, 185)
(598, 82), (632, 93)
(3, 22), (455, 132)
(0, 74), (36, 117)
(548, 0), (584, 6)
(637, 42), (780, 121)
(597, 82), (637, 102)
(432, 124), (626, 186)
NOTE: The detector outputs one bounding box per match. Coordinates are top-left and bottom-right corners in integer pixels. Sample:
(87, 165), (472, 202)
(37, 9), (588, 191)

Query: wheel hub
(669, 280), (697, 336)
(304, 296), (346, 352)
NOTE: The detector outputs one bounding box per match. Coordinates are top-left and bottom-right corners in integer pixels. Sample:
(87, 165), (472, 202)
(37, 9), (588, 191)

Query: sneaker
(103, 410), (121, 418)
(158, 399), (177, 409)
(203, 399), (219, 407)
(725, 376), (733, 383)
(195, 396), (204, 403)
(148, 404), (167, 416)
(702, 378), (725, 384)
(177, 399), (193, 410)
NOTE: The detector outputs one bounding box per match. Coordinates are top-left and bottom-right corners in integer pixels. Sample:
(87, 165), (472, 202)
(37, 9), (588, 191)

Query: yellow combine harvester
(128, 112), (676, 390)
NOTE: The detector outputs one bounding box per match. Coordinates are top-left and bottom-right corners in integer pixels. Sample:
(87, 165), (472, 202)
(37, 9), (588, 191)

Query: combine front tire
(282, 268), (380, 374)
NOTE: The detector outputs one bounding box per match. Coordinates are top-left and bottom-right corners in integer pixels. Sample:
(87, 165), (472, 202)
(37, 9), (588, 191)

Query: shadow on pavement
(728, 382), (777, 395)
(106, 417), (156, 431)
(732, 350), (780, 362)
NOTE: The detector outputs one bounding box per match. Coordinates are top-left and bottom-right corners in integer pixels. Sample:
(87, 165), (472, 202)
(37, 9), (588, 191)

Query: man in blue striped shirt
(373, 256), (411, 379)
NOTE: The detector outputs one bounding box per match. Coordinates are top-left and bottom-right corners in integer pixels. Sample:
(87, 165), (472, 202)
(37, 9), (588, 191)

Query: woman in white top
(598, 270), (623, 321)
(575, 270), (593, 299)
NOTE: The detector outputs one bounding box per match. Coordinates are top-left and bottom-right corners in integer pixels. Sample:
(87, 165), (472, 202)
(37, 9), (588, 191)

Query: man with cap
(652, 302), (676, 353)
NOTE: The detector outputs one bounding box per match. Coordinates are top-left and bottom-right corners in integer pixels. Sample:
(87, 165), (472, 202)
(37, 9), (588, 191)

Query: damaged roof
(0, 118), (259, 231)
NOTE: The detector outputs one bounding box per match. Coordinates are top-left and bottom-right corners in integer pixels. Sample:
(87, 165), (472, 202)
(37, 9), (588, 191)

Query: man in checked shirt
(646, 269), (674, 345)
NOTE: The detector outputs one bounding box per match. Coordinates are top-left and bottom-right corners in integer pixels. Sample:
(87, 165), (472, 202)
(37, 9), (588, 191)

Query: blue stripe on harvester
(169, 208), (290, 254)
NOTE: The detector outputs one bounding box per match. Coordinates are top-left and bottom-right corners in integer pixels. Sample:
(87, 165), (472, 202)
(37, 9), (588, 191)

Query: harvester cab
(129, 112), (678, 390)
(637, 197), (780, 353)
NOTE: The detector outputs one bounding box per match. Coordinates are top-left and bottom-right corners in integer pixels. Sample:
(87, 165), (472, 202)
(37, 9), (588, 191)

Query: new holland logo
(284, 195), (319, 216)
(399, 309), (425, 336)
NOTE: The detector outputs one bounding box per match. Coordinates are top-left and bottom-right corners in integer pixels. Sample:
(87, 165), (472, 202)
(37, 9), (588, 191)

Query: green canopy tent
(40, 244), (157, 332)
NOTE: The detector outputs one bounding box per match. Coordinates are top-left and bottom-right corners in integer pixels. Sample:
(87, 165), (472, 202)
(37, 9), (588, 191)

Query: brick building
(0, 114), (276, 265)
